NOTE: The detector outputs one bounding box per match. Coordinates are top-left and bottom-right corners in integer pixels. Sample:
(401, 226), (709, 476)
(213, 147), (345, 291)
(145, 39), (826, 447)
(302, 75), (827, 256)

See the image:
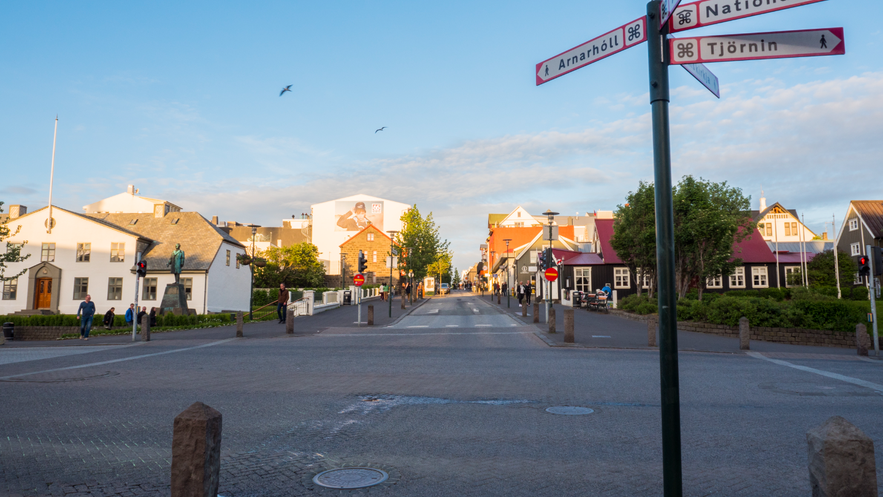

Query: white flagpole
(47, 116), (58, 234)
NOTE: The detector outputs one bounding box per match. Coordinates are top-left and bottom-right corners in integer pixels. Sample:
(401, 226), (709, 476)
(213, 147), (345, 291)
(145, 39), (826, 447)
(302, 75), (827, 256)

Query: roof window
(129, 219), (138, 225)
(171, 218), (179, 225)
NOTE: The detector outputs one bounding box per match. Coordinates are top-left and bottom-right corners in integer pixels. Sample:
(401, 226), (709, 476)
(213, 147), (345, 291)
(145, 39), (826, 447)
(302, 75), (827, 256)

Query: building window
(226, 250), (231, 266)
(851, 243), (861, 256)
(637, 270), (651, 289)
(73, 277), (89, 300)
(784, 223), (791, 236)
(706, 275), (723, 289)
(2, 277), (18, 300)
(142, 278), (158, 300)
(574, 268), (591, 292)
(614, 268), (630, 289)
(529, 250), (538, 264)
(181, 278), (192, 301)
(729, 267), (746, 288)
(373, 251), (377, 262)
(367, 233), (374, 241)
(765, 223), (772, 237)
(110, 243), (125, 262)
(752, 267), (768, 288)
(854, 272), (862, 285)
(791, 222), (798, 236)
(784, 267), (801, 288)
(107, 277), (123, 300)
(41, 243), (56, 262)
(849, 219), (859, 231)
(76, 243), (91, 262)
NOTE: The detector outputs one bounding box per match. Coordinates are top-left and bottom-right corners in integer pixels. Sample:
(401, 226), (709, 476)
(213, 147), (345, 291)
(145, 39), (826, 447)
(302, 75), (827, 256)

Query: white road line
(592, 335), (611, 338)
(476, 324), (493, 327)
(407, 326), (429, 328)
(445, 325), (459, 328)
(0, 338), (237, 381)
(747, 352), (883, 394)
(323, 332), (533, 337)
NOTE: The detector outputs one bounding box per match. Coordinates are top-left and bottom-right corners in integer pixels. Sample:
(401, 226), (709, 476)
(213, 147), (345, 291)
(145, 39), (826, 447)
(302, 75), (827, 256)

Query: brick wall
(340, 225), (400, 286)
(13, 326), (79, 341)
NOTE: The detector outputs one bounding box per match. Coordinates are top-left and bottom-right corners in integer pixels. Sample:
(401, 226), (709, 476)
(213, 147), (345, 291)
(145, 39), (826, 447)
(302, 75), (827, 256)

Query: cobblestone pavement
(1, 292), (881, 496)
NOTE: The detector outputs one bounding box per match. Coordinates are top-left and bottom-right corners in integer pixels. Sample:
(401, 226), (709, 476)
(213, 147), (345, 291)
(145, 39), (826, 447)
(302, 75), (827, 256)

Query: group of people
(515, 281), (533, 307)
(75, 295), (156, 340)
(378, 281), (424, 302)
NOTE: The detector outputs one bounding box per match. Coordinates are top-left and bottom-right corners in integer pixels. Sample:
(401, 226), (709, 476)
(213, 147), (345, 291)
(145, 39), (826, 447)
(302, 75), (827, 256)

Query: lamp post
(387, 230), (399, 318)
(543, 210), (559, 323)
(247, 224), (261, 320)
(504, 238), (512, 308)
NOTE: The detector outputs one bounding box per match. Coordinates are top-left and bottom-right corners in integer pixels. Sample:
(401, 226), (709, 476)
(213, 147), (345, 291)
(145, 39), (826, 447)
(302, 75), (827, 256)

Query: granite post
(648, 316), (658, 347)
(235, 312), (243, 338)
(497, 294), (501, 305)
(367, 305), (374, 326)
(522, 303), (527, 317)
(739, 316), (750, 350)
(401, 291), (406, 310)
(533, 303), (539, 324)
(286, 309), (294, 334)
(549, 307), (556, 334)
(171, 402), (222, 497)
(141, 314), (150, 342)
(564, 309), (574, 343)
(856, 324), (871, 356)
(806, 416), (878, 497)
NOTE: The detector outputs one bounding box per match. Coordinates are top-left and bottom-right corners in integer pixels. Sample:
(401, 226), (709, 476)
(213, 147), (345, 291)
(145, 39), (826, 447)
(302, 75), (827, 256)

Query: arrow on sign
(669, 28), (844, 65)
(536, 17), (647, 86)
(682, 62), (720, 98)
(669, 0), (826, 33)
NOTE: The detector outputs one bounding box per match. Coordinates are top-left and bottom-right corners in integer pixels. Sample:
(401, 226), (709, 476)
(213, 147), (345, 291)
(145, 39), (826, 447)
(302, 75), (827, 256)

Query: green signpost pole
(647, 3), (683, 496)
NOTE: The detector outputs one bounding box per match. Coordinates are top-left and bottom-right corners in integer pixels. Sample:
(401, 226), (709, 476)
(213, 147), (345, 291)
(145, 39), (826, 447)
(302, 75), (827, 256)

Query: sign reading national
(669, 0), (826, 33)
(669, 27), (844, 65)
(536, 17), (647, 86)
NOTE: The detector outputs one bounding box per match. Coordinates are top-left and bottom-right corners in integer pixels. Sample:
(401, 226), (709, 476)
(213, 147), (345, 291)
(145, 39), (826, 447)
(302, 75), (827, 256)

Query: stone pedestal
(648, 316), (658, 347)
(522, 303), (527, 317)
(549, 307), (556, 334)
(856, 324), (871, 356)
(160, 283), (189, 316)
(497, 294), (501, 305)
(141, 314), (150, 342)
(739, 316), (750, 350)
(286, 309), (294, 334)
(236, 312), (243, 338)
(171, 402), (222, 497)
(401, 293), (406, 309)
(807, 416), (878, 497)
(564, 309), (574, 343)
(367, 305), (374, 326)
(533, 304), (539, 324)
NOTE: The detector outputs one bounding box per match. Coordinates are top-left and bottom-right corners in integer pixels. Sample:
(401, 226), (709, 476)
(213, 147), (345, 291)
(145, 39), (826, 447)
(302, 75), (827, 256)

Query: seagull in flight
(375, 126), (386, 133)
(279, 85), (292, 97)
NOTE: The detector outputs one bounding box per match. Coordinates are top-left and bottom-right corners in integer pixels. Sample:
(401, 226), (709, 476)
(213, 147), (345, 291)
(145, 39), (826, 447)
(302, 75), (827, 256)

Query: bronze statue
(168, 243), (185, 284)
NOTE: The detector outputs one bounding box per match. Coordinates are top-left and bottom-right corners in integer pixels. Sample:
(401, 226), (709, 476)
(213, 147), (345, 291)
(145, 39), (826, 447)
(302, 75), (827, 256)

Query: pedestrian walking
(517, 282), (524, 307)
(277, 283), (289, 324)
(76, 295), (96, 340)
(137, 306), (147, 328)
(124, 303), (135, 326)
(149, 308), (157, 327)
(525, 281), (532, 305)
(103, 307), (116, 330)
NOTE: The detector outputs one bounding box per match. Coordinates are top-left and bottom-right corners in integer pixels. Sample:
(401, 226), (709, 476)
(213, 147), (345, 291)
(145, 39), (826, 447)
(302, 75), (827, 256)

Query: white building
(310, 194), (411, 275)
(752, 193), (817, 243)
(83, 184), (182, 216)
(1, 204), (249, 316)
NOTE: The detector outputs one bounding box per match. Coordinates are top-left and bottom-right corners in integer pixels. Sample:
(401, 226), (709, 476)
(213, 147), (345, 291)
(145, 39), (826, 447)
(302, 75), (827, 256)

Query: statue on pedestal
(168, 243), (185, 284)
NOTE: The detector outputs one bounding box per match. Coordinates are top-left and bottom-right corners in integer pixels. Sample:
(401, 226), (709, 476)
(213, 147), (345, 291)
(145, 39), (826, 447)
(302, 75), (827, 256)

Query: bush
(635, 301), (658, 315)
(677, 299), (709, 322)
(619, 294), (651, 312)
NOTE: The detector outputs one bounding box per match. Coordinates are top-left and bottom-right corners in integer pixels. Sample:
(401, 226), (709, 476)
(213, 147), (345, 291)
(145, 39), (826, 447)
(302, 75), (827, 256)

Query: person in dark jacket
(149, 308), (157, 327)
(76, 295), (96, 340)
(277, 283), (289, 324)
(137, 307), (147, 328)
(103, 307), (116, 330)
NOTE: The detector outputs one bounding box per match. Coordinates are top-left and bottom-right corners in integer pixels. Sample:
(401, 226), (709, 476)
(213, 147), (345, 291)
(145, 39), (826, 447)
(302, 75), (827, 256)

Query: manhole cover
(546, 406), (594, 415)
(313, 468), (389, 489)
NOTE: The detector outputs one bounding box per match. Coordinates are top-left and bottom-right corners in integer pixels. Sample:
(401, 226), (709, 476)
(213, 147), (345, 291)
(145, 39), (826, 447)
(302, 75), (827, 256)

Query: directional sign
(669, 28), (844, 65)
(670, 0), (826, 34)
(536, 17), (647, 86)
(353, 274), (365, 287)
(682, 62), (720, 98)
(660, 0), (683, 29)
(544, 267), (559, 282)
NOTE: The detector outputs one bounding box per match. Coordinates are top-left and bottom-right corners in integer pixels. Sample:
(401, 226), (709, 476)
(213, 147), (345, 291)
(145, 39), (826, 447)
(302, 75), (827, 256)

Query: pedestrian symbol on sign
(820, 35), (827, 49)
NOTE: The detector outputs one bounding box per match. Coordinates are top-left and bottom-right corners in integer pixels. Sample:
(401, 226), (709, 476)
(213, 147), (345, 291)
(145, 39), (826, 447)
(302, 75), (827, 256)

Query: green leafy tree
(610, 181), (657, 297)
(452, 268), (461, 286)
(426, 251), (453, 286)
(0, 201), (29, 284)
(253, 242), (325, 288)
(805, 249), (857, 289)
(396, 205), (450, 281)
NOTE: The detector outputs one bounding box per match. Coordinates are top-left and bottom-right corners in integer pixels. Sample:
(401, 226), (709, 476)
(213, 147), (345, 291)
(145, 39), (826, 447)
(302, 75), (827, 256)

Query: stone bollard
(367, 305), (374, 326)
(549, 307), (556, 334)
(497, 294), (501, 305)
(533, 303), (539, 324)
(856, 324), (871, 356)
(807, 416), (878, 497)
(521, 303), (527, 317)
(564, 309), (574, 343)
(286, 309), (294, 334)
(141, 314), (151, 342)
(739, 316), (750, 350)
(171, 402), (222, 497)
(236, 312), (243, 338)
(648, 316), (658, 347)
(401, 293), (406, 310)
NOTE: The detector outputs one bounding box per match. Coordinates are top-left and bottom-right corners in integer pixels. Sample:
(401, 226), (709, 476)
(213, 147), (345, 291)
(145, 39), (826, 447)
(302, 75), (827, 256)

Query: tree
(396, 205), (450, 280)
(0, 201), (29, 285)
(253, 242), (325, 289)
(610, 181), (657, 297)
(805, 249), (856, 289)
(452, 268), (461, 286)
(426, 251), (452, 287)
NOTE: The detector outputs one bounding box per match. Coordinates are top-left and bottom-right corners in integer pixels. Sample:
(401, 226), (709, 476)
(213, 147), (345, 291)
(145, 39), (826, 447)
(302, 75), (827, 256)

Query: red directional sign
(544, 267), (559, 282)
(536, 17), (647, 86)
(660, 0), (683, 30)
(669, 28), (844, 65)
(669, 0), (826, 34)
(353, 274), (365, 287)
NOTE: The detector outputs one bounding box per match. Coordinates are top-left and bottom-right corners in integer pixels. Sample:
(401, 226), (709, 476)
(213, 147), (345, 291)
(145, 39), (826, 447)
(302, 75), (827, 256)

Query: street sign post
(536, 17), (647, 85)
(670, 28), (844, 65)
(544, 267), (559, 282)
(682, 62), (720, 98)
(669, 0), (826, 33)
(660, 0), (683, 29)
(354, 273), (365, 327)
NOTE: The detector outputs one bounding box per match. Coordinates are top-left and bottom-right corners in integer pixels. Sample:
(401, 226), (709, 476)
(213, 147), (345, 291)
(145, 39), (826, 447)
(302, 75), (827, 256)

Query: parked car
(439, 283), (450, 295)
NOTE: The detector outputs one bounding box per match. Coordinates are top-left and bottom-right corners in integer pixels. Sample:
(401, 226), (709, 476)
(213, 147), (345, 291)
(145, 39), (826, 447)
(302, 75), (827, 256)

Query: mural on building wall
(335, 200), (384, 232)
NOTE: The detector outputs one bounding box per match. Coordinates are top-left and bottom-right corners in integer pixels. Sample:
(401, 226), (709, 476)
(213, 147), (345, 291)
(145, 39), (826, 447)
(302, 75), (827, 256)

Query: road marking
(592, 335), (611, 338)
(747, 352), (883, 394)
(0, 338), (237, 381)
(324, 332), (534, 337)
(445, 325), (459, 328)
(407, 326), (429, 328)
(476, 324), (493, 327)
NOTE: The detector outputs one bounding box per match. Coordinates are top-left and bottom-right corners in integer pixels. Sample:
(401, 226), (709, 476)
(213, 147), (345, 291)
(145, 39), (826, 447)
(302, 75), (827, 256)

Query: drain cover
(546, 406), (594, 415)
(313, 468), (389, 489)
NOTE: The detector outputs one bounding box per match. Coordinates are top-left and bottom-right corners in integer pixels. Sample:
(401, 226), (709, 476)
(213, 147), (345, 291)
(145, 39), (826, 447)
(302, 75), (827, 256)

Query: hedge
(1, 313), (233, 328)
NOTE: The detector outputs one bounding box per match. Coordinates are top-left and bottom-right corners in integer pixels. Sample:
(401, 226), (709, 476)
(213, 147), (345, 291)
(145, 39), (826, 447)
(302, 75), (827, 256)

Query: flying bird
(375, 126), (386, 133)
(279, 85), (292, 96)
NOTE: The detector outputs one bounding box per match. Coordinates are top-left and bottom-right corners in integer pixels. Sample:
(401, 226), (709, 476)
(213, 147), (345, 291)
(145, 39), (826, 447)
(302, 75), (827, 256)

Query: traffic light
(358, 250), (368, 273)
(136, 260), (147, 278)
(540, 248), (548, 270)
(872, 247), (883, 277)
(859, 256), (871, 278)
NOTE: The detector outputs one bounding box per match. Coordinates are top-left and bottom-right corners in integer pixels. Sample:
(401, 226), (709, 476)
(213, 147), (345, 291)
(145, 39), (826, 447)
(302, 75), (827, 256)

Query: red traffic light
(860, 256), (869, 266)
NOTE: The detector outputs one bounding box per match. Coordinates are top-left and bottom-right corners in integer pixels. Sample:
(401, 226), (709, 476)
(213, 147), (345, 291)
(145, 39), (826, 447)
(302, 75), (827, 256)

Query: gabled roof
(751, 202), (799, 222)
(12, 206), (151, 241)
(594, 219), (622, 264)
(552, 249), (604, 266)
(851, 201), (883, 238)
(339, 224), (397, 247)
(731, 228), (776, 264)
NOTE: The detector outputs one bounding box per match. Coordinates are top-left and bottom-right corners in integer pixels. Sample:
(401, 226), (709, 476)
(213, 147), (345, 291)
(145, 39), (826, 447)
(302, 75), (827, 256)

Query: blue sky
(2, 1), (881, 272)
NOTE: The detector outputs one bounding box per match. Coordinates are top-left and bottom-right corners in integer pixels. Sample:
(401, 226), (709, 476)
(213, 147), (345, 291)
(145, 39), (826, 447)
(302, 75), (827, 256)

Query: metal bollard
(564, 309), (574, 343)
(549, 307), (556, 334)
(236, 312), (243, 338)
(141, 314), (151, 342)
(367, 305), (374, 326)
(533, 303), (539, 324)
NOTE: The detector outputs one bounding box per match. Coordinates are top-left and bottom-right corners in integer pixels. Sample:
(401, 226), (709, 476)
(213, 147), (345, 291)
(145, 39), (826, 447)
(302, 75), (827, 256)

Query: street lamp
(504, 238), (512, 308)
(247, 224), (261, 320)
(387, 230), (399, 318)
(542, 210), (558, 323)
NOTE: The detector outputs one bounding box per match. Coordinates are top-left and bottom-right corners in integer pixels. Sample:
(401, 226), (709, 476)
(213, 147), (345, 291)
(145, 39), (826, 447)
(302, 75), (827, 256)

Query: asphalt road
(1, 291), (881, 496)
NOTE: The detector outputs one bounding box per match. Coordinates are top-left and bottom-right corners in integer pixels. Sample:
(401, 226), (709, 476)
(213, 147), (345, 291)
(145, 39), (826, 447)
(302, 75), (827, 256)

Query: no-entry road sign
(669, 27), (844, 65)
(353, 274), (365, 287)
(669, 0), (826, 34)
(544, 267), (559, 282)
(536, 17), (647, 86)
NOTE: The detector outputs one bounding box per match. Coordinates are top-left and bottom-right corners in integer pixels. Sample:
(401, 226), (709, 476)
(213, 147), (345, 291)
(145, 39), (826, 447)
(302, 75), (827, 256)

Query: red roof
(594, 219), (622, 264)
(731, 228), (776, 263)
(774, 252), (818, 264)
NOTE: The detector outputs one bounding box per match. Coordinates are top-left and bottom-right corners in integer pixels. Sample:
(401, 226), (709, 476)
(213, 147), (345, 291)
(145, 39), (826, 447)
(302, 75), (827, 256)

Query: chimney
(9, 205), (27, 219)
(127, 185), (135, 195)
(211, 215), (219, 225)
(759, 190), (767, 211)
